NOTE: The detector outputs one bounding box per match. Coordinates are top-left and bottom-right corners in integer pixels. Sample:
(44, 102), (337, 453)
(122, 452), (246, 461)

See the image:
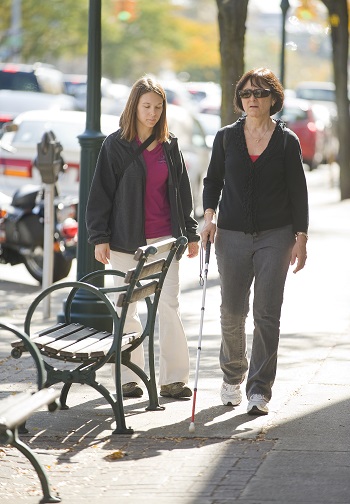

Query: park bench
(10, 236), (187, 436)
(0, 321), (61, 503)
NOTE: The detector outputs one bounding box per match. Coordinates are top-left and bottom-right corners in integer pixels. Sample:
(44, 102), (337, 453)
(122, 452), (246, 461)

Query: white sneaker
(247, 394), (269, 415)
(220, 382), (242, 406)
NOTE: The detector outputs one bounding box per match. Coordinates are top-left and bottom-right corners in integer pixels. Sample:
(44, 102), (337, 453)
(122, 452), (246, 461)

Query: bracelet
(295, 231), (308, 241)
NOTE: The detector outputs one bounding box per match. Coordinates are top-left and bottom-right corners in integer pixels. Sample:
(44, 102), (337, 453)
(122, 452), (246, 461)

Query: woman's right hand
(200, 221), (216, 249)
(95, 243), (110, 265)
(200, 209), (217, 249)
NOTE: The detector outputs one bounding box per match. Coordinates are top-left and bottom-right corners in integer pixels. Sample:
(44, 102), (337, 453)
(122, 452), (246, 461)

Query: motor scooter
(0, 184), (78, 283)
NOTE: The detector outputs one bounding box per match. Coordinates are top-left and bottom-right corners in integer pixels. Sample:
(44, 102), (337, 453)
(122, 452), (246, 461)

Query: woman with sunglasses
(201, 67), (308, 415)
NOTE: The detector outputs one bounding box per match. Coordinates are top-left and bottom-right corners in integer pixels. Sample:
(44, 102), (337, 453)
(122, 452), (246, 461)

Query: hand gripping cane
(189, 241), (211, 433)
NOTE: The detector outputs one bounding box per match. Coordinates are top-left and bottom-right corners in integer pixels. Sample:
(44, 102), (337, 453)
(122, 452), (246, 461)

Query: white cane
(189, 240), (211, 433)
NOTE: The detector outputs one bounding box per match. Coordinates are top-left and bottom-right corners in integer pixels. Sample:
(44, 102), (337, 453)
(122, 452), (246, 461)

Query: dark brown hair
(234, 67), (284, 116)
(119, 75), (169, 143)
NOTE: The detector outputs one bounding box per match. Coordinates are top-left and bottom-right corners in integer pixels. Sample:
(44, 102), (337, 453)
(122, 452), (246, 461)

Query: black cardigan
(203, 118), (309, 235)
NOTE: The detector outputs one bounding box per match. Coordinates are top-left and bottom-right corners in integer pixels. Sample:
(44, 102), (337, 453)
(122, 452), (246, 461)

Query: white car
(0, 110), (119, 197)
(166, 104), (211, 218)
(0, 106), (210, 218)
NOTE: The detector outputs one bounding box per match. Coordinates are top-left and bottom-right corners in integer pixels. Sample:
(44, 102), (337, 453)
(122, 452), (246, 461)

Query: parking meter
(36, 131), (63, 318)
(36, 130), (63, 184)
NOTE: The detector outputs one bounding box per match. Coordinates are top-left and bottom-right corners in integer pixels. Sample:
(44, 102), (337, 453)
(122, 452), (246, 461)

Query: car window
(12, 120), (83, 150)
(0, 71), (40, 92)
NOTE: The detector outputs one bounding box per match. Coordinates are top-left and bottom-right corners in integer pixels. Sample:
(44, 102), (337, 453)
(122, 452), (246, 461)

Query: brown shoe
(122, 382), (143, 398)
(160, 382), (192, 398)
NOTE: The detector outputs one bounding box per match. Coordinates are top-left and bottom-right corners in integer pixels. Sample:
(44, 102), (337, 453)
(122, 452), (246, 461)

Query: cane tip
(189, 422), (195, 433)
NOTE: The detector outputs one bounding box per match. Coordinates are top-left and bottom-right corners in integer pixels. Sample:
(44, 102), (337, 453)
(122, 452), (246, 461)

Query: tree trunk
(321, 0), (350, 200)
(216, 0), (248, 126)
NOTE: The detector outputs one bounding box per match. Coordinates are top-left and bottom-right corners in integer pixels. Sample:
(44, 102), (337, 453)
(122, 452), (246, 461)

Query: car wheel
(24, 247), (72, 283)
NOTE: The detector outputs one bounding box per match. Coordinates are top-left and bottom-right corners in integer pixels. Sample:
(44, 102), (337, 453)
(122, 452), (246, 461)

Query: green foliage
(168, 15), (219, 79)
(102, 0), (184, 81)
(0, 0), (219, 83)
(0, 0), (88, 62)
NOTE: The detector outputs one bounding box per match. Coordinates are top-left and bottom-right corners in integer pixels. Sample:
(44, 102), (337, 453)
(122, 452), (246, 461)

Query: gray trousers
(215, 225), (295, 400)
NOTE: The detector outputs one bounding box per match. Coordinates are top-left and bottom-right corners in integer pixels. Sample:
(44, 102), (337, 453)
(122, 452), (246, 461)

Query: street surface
(0, 163), (349, 503)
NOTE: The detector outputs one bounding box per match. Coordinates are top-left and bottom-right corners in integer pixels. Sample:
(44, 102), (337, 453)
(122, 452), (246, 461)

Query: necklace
(245, 123), (270, 144)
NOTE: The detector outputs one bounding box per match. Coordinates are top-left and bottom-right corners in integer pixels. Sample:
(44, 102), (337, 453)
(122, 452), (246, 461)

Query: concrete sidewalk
(0, 165), (350, 503)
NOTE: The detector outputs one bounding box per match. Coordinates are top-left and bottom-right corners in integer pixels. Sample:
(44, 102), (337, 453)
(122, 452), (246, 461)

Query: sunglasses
(238, 88), (272, 99)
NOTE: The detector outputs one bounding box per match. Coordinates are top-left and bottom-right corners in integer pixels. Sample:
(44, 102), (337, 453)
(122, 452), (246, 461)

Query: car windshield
(12, 120), (84, 150)
(0, 71), (40, 92)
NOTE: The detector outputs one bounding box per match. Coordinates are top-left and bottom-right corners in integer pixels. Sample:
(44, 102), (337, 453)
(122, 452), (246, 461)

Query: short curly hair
(234, 67), (284, 116)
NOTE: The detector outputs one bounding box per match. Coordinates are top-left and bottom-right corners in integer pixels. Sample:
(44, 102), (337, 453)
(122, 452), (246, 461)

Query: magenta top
(140, 140), (172, 239)
(250, 155), (259, 162)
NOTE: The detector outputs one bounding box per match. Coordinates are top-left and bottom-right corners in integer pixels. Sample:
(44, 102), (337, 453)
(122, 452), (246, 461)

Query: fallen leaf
(105, 450), (127, 460)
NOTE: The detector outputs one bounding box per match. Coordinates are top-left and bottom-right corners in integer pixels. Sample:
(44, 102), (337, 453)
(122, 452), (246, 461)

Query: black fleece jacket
(86, 129), (199, 254)
(203, 118), (309, 235)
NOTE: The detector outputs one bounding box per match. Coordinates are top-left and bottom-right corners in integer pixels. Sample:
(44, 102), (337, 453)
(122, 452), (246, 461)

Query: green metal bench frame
(10, 236), (187, 435)
(0, 322), (61, 503)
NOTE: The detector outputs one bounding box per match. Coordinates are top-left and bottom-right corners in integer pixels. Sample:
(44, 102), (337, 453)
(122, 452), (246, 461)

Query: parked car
(198, 94), (221, 115)
(160, 80), (196, 112)
(166, 104), (211, 218)
(0, 63), (78, 127)
(63, 74), (128, 114)
(184, 81), (222, 111)
(0, 105), (210, 218)
(294, 81), (335, 106)
(278, 97), (337, 170)
(0, 89), (77, 128)
(0, 110), (119, 196)
(0, 62), (65, 94)
(196, 112), (221, 148)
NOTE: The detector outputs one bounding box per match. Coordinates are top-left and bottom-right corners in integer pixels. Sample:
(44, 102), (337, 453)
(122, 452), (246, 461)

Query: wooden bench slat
(30, 323), (85, 349)
(134, 237), (175, 260)
(43, 326), (100, 355)
(90, 332), (140, 359)
(74, 335), (114, 359)
(124, 258), (165, 283)
(117, 280), (157, 307)
(36, 322), (67, 337)
(0, 392), (31, 417)
(59, 330), (112, 357)
(120, 332), (139, 351)
(0, 388), (60, 431)
(10, 323), (69, 349)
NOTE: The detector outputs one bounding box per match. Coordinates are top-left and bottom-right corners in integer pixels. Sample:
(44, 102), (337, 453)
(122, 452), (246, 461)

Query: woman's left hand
(290, 236), (307, 273)
(187, 241), (199, 258)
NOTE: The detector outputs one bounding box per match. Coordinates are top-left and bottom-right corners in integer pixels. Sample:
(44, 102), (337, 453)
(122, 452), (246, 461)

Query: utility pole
(59, 0), (112, 331)
(280, 0), (290, 87)
(9, 0), (22, 61)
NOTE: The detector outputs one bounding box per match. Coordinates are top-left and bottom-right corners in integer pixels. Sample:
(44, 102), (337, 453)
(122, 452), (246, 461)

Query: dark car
(0, 62), (65, 94)
(0, 62), (77, 127)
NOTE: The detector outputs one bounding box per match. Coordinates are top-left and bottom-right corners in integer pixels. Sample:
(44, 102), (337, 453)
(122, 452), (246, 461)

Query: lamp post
(280, 0), (290, 87)
(60, 0), (112, 331)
